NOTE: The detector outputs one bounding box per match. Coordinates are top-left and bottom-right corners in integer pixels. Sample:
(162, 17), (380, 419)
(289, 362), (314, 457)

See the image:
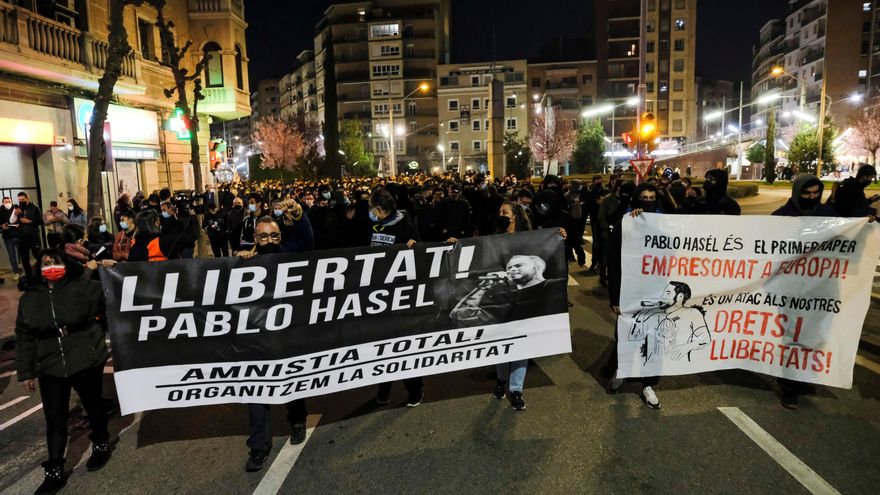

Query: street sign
(629, 157), (654, 179)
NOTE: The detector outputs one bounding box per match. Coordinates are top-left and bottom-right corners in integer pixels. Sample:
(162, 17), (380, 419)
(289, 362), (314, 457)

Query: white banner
(616, 214), (880, 388)
(113, 314), (570, 415)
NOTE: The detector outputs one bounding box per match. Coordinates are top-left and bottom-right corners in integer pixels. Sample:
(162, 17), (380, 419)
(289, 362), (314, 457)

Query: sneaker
(245, 449), (269, 472)
(290, 423), (307, 445)
(608, 376), (624, 394)
(405, 391), (424, 408)
(492, 381), (507, 400)
(35, 460), (66, 495)
(641, 386), (661, 409)
(85, 442), (112, 471)
(780, 390), (799, 410)
(375, 389), (391, 405)
(511, 391), (526, 410)
(11, 273), (19, 281)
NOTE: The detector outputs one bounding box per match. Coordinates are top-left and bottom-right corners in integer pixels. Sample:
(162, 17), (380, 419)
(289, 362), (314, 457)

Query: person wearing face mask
(681, 169), (741, 215)
(769, 173), (840, 409)
(596, 180), (634, 287)
(606, 182), (663, 409)
(237, 218), (310, 472)
(86, 217), (114, 261)
(435, 184), (472, 239)
(832, 164), (879, 219)
(367, 189), (424, 407)
(15, 192), (44, 280)
(15, 249), (114, 493)
(66, 199), (87, 228)
(43, 201), (70, 248)
(272, 199), (315, 253)
(128, 209), (182, 262)
(203, 203), (229, 258)
(238, 194), (263, 252)
(113, 212), (137, 261)
(225, 197), (247, 252)
(1, 196), (22, 280)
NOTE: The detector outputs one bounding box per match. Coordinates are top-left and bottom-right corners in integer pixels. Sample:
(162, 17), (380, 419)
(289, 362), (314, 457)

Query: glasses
(255, 232), (282, 241)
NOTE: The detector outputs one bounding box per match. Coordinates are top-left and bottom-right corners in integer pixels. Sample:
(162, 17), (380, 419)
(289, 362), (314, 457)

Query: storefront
(0, 99), (74, 212)
(72, 98), (161, 215)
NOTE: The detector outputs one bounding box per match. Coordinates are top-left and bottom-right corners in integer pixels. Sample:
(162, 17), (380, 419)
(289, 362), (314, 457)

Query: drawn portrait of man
(629, 281), (711, 364)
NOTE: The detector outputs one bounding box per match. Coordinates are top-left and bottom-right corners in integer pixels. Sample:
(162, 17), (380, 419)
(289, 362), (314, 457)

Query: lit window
(859, 69), (868, 78)
(370, 23), (400, 38)
(674, 18), (686, 30)
(864, 2), (871, 12)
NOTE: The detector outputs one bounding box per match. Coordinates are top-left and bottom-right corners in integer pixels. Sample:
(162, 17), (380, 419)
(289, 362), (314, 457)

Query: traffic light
(621, 132), (634, 149)
(639, 112), (658, 150)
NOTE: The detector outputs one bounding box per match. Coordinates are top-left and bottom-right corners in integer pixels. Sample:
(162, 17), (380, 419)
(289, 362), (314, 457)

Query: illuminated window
(203, 42), (223, 87)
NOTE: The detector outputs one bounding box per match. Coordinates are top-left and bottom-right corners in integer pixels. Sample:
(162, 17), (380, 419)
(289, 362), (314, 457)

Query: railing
(192, 0), (221, 12)
(0, 3), (18, 44)
(189, 0), (244, 19)
(202, 86), (236, 106)
(26, 12), (82, 64)
(90, 38), (137, 78)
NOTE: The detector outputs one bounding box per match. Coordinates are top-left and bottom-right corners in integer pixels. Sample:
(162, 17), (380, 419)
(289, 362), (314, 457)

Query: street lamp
(437, 143), (445, 170)
(770, 65), (805, 110)
(384, 78), (429, 177)
(581, 98), (639, 172)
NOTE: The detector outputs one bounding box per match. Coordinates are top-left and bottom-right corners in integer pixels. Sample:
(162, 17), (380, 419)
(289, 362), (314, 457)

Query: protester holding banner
(15, 249), (113, 494)
(608, 182), (663, 409)
(239, 217), (310, 472)
(368, 189), (424, 406)
(832, 165), (878, 219)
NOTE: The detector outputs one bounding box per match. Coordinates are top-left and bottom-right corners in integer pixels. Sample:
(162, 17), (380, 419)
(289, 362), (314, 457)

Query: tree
(570, 118), (606, 174)
(764, 112), (777, 184)
(529, 106), (576, 175)
(151, 0), (209, 193)
(786, 122), (837, 175)
(251, 116), (305, 183)
(848, 100), (880, 164)
(745, 142), (766, 165)
(86, 0), (144, 218)
(338, 120), (376, 177)
(504, 132), (532, 179)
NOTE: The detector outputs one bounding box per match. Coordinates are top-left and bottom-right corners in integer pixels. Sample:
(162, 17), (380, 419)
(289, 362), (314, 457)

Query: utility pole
(736, 81), (743, 179)
(387, 72), (395, 177)
(608, 103), (616, 173)
(637, 0), (647, 159)
(816, 75), (828, 175)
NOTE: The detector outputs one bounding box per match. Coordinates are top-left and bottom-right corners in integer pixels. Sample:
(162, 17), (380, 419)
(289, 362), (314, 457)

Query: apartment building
(594, 0), (698, 142)
(436, 60), (529, 172)
(250, 78), (281, 125)
(0, 0), (250, 213)
(527, 60), (599, 126)
(314, 0), (451, 174)
(279, 50), (318, 122)
(751, 0), (870, 127)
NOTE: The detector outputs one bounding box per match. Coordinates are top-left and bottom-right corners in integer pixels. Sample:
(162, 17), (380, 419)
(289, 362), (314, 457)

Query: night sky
(245, 0), (790, 86)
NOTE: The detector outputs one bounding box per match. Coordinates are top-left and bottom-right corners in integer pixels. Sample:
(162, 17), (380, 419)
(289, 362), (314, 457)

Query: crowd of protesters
(5, 163), (879, 492)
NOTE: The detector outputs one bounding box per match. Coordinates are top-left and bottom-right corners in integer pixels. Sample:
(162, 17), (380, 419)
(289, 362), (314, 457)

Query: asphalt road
(1, 189), (880, 495)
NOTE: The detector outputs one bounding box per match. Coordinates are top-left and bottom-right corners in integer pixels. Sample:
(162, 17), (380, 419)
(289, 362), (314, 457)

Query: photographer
(203, 203), (229, 258)
(160, 195), (199, 259)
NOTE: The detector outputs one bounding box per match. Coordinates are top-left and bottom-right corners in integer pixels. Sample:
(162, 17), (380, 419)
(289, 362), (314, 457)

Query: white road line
(718, 407), (840, 495)
(0, 403), (42, 432)
(0, 395), (28, 412)
(582, 235), (593, 243)
(253, 415), (322, 495)
(855, 355), (880, 375)
(567, 275), (579, 286)
(0, 370), (16, 379)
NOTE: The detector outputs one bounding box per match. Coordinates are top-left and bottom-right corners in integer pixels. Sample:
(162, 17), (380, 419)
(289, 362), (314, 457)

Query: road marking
(567, 275), (579, 286)
(582, 235), (593, 243)
(855, 355), (880, 375)
(0, 370), (16, 379)
(253, 414), (321, 495)
(0, 403), (42, 431)
(0, 395), (28, 412)
(718, 407), (840, 495)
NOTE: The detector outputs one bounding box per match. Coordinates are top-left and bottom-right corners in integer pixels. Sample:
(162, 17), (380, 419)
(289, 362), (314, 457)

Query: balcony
(200, 87), (251, 120)
(0, 3), (144, 94)
(188, 0), (245, 22)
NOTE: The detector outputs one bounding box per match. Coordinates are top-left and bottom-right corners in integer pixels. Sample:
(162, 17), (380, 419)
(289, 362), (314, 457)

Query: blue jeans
(496, 360), (528, 392)
(3, 238), (19, 274)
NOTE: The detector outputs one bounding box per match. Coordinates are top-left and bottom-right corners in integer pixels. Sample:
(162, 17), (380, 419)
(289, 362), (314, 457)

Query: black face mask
(638, 200), (657, 212)
(255, 243), (282, 255)
(798, 196), (820, 210)
(496, 215), (512, 232)
(233, 205), (243, 211)
(703, 181), (717, 196)
(19, 201), (27, 209)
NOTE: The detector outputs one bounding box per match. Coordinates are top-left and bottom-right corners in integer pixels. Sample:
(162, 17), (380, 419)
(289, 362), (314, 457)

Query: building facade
(751, 0), (870, 127)
(279, 50), (318, 122)
(0, 0), (250, 218)
(314, 0), (451, 174)
(594, 0), (698, 142)
(527, 60), (599, 126)
(250, 77), (281, 125)
(696, 78), (736, 138)
(436, 60), (529, 173)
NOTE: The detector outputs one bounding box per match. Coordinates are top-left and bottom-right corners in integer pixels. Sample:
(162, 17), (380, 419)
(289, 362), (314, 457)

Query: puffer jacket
(15, 274), (108, 380)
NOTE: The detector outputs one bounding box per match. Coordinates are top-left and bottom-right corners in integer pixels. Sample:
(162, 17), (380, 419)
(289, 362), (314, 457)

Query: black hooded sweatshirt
(684, 169), (741, 215)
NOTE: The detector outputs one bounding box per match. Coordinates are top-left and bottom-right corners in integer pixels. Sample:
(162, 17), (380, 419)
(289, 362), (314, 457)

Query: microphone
(640, 300), (662, 307)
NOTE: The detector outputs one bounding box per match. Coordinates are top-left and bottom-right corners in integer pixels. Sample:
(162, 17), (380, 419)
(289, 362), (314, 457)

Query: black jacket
(16, 202), (43, 240)
(15, 275), (108, 380)
(369, 211), (420, 246)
